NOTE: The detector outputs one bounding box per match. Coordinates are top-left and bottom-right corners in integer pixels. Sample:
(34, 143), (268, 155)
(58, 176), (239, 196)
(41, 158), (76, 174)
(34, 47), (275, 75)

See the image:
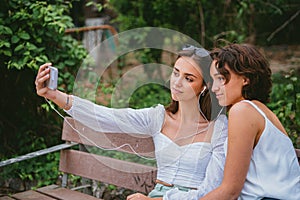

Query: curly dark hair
(210, 43), (272, 104)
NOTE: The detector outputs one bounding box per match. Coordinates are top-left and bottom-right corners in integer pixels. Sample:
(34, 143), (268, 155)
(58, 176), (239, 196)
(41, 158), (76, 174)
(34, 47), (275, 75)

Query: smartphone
(45, 66), (58, 90)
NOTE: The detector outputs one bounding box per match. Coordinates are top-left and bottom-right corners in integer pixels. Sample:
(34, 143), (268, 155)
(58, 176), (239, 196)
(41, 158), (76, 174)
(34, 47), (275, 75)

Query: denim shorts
(148, 183), (194, 198)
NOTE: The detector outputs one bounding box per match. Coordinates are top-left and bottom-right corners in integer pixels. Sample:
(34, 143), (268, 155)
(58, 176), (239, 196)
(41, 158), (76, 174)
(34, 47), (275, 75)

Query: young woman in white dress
(35, 45), (228, 200)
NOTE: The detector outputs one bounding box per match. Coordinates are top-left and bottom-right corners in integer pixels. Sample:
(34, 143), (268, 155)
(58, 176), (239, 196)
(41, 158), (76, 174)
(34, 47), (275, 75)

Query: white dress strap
(241, 100), (266, 118)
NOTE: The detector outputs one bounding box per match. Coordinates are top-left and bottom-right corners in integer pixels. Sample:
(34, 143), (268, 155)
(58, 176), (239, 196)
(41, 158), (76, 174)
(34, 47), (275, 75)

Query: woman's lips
(172, 87), (183, 94)
(215, 93), (223, 99)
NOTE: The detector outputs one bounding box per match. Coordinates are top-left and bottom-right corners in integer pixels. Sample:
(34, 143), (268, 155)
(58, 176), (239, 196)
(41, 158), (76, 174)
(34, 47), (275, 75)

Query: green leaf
(286, 83), (294, 91)
(11, 35), (20, 43)
(86, 1), (94, 6)
(14, 44), (24, 52)
(0, 41), (10, 48)
(0, 25), (13, 35)
(35, 56), (46, 63)
(18, 32), (31, 40)
(2, 50), (12, 56)
(36, 37), (42, 43)
(291, 77), (297, 82)
(23, 51), (30, 56)
(26, 42), (37, 50)
(64, 60), (75, 66)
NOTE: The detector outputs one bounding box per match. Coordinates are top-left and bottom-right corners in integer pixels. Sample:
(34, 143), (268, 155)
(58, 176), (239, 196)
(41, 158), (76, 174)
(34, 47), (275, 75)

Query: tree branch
(267, 9), (300, 42)
(198, 2), (205, 46)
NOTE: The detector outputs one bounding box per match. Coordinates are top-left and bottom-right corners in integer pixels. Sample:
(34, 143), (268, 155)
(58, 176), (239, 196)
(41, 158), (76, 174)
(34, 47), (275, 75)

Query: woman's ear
(243, 77), (250, 86)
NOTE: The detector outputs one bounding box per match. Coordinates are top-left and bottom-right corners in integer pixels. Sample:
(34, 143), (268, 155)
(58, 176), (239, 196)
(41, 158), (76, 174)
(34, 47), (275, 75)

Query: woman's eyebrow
(174, 66), (197, 78)
(174, 67), (179, 72)
(213, 73), (221, 76)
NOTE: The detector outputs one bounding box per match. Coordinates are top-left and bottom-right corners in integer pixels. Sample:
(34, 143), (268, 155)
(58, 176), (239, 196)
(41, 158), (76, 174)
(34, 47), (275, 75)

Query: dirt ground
(263, 45), (300, 73)
(125, 44), (300, 73)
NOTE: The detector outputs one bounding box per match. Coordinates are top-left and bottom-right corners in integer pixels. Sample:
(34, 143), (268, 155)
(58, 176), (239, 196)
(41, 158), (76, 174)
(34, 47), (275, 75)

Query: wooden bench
(1, 117), (157, 200)
(1, 117), (300, 200)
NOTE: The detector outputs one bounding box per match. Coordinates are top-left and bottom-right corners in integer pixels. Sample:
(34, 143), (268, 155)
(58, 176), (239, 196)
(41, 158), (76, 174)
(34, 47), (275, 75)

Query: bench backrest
(59, 118), (300, 194)
(59, 117), (157, 194)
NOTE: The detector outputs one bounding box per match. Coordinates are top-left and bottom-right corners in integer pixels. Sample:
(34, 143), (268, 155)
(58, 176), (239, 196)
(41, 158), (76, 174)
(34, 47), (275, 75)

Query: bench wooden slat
(11, 190), (56, 200)
(59, 149), (157, 194)
(36, 185), (99, 200)
(62, 117), (155, 157)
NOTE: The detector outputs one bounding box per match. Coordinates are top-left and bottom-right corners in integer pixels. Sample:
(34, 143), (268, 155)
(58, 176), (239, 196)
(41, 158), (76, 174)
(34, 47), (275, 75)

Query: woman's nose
(211, 81), (218, 93)
(174, 76), (183, 87)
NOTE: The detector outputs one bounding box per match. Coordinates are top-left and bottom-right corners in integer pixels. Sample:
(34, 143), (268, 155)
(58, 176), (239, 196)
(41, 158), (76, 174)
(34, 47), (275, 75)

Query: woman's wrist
(63, 94), (73, 110)
(52, 90), (73, 110)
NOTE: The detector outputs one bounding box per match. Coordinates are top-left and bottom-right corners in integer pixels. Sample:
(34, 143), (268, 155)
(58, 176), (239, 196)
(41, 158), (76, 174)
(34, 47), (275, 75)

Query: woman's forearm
(51, 90), (72, 110)
(200, 185), (239, 200)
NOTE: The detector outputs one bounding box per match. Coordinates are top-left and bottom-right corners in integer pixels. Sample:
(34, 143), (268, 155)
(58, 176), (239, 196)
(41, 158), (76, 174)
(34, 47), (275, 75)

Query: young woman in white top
(163, 43), (300, 200)
(35, 45), (227, 200)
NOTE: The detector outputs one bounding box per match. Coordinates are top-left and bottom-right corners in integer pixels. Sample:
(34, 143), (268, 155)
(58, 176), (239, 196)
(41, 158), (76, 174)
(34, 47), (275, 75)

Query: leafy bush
(268, 69), (300, 148)
(0, 0), (87, 188)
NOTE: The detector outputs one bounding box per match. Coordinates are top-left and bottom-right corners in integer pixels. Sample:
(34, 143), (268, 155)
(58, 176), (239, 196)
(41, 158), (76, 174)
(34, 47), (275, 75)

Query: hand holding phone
(45, 66), (58, 90)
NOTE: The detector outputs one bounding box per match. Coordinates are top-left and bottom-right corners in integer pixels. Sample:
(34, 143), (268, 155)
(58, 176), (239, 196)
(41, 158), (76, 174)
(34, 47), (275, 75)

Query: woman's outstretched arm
(36, 63), (165, 135)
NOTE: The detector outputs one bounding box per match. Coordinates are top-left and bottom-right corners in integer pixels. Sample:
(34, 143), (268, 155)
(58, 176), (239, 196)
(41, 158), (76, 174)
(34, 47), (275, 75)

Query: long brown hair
(165, 45), (222, 121)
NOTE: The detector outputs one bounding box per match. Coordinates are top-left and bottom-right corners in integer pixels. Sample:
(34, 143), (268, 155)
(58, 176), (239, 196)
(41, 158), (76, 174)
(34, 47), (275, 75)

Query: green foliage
(85, 0), (104, 13)
(129, 84), (170, 109)
(0, 138), (62, 188)
(109, 0), (300, 46)
(0, 0), (85, 70)
(0, 0), (87, 188)
(268, 69), (300, 148)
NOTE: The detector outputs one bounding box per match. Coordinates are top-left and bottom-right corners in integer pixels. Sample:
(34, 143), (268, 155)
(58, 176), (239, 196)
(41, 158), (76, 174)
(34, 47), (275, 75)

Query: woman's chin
(217, 99), (227, 107)
(171, 94), (179, 101)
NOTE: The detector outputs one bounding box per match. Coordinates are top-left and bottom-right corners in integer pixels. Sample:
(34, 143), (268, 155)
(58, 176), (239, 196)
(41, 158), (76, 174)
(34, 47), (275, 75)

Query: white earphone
(201, 86), (207, 94)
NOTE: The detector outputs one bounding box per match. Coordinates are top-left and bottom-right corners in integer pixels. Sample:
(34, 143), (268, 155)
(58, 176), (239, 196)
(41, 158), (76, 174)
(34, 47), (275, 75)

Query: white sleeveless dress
(164, 100), (300, 200)
(235, 100), (300, 200)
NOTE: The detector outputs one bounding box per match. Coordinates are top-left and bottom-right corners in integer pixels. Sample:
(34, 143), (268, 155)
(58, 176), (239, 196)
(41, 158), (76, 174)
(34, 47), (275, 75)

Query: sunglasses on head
(182, 44), (210, 57)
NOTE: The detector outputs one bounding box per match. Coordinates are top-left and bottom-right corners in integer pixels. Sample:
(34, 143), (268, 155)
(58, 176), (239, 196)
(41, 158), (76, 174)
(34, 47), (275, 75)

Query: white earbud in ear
(200, 86), (207, 97)
(201, 86), (207, 93)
